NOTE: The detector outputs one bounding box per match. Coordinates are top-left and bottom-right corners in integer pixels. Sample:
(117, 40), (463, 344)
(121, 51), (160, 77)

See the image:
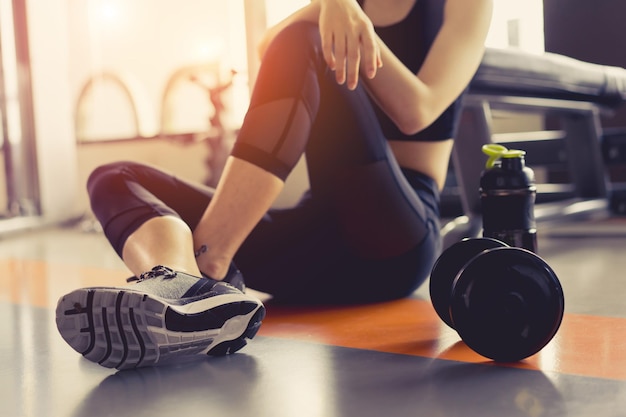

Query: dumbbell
(429, 238), (564, 362)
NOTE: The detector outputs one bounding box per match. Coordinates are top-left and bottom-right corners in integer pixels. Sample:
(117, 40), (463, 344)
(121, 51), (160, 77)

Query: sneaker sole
(55, 287), (265, 370)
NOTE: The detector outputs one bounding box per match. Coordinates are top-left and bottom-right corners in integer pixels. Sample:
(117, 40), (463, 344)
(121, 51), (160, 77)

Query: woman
(56, 0), (493, 369)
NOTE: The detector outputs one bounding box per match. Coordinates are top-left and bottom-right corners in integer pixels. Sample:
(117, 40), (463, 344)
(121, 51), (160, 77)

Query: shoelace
(127, 265), (177, 283)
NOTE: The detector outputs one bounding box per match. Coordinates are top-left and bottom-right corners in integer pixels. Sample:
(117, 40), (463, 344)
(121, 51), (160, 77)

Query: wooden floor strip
(259, 299), (626, 381)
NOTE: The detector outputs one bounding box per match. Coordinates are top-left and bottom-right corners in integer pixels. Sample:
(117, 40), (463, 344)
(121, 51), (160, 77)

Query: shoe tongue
(131, 268), (207, 299)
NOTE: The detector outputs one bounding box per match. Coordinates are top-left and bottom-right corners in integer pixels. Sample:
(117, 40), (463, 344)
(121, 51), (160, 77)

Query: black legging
(87, 22), (442, 304)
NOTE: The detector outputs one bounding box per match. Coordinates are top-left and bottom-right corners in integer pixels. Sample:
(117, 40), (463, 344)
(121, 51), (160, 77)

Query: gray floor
(1, 216), (626, 417)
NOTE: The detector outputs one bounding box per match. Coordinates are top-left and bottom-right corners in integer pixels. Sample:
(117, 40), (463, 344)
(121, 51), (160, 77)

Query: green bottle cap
(482, 144), (526, 169)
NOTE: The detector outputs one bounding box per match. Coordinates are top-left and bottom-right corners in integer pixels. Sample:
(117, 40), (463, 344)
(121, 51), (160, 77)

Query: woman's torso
(360, 0), (456, 188)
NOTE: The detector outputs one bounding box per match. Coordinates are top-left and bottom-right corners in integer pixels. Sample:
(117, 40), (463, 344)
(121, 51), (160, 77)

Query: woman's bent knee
(86, 161), (147, 202)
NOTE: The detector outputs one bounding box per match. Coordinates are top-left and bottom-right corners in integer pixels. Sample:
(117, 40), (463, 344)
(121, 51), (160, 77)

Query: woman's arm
(258, 0), (381, 89)
(363, 0), (493, 135)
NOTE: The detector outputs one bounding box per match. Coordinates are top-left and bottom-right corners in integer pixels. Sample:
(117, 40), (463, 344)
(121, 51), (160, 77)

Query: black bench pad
(470, 48), (626, 108)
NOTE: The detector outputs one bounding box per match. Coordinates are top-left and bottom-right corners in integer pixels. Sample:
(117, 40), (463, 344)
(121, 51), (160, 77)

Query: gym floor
(1, 214), (626, 417)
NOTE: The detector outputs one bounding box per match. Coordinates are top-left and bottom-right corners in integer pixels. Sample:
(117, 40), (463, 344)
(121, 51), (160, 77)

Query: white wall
(10, 0), (250, 224)
(486, 0), (545, 53)
(26, 0), (79, 223)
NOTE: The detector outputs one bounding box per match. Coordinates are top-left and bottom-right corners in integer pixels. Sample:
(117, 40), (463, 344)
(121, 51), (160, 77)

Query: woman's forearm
(363, 0), (493, 135)
(361, 38), (432, 135)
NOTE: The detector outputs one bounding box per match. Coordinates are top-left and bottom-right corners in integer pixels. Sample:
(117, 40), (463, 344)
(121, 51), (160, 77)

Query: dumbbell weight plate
(450, 247), (564, 362)
(430, 238), (507, 328)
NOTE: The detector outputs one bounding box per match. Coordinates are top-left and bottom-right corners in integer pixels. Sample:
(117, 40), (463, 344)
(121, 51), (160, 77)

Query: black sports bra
(359, 0), (425, 73)
(359, 0), (463, 142)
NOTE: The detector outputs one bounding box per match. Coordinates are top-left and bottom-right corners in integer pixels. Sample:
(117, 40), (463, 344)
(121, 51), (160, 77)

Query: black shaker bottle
(480, 144), (538, 252)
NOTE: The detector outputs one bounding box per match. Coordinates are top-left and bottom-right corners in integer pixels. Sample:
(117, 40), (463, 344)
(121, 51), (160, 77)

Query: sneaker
(55, 265), (265, 370)
(126, 263), (246, 292)
(203, 263), (246, 293)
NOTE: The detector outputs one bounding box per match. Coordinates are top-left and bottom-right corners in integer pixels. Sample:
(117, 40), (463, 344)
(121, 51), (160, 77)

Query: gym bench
(443, 47), (626, 247)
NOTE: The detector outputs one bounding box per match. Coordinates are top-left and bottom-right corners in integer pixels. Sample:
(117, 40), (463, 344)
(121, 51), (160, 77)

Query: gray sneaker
(55, 265), (265, 370)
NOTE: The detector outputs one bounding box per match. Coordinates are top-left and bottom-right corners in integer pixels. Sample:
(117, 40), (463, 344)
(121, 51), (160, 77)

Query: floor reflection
(70, 355), (261, 417)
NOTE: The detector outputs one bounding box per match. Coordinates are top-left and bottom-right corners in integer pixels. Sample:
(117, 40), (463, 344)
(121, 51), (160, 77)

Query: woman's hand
(318, 0), (381, 89)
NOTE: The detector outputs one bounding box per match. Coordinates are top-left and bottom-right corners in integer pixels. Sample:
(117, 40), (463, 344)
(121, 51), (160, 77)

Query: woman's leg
(191, 22), (325, 280)
(59, 161), (265, 370)
(122, 216), (202, 277)
(86, 22), (441, 303)
(227, 23), (443, 302)
(87, 161), (213, 278)
(191, 158), (284, 280)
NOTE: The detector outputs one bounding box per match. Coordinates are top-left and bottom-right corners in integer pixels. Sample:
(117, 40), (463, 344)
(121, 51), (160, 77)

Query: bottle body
(480, 147), (537, 252)
(481, 186), (537, 252)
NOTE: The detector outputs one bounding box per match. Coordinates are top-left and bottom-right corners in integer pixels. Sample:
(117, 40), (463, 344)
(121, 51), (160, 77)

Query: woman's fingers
(318, 0), (381, 89)
(360, 27), (382, 79)
(320, 27), (336, 71)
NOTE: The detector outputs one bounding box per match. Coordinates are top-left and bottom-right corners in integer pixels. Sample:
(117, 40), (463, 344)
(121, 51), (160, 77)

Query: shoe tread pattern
(55, 288), (265, 370)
